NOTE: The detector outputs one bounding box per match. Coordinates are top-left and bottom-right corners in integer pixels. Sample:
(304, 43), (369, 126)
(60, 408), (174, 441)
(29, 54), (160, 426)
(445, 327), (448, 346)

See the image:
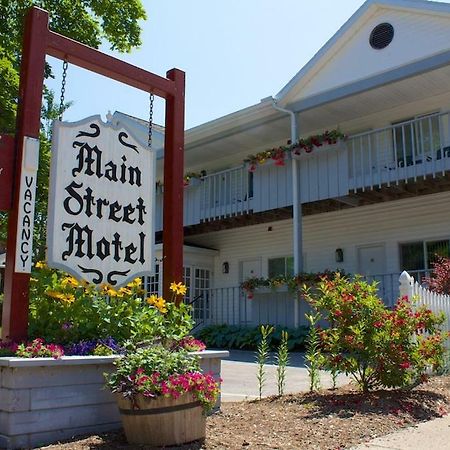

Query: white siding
(299, 9), (450, 100)
(186, 191), (450, 288)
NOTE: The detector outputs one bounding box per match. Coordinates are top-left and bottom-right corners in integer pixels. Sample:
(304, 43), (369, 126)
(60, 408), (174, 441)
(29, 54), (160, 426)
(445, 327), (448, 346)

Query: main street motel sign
(1, 7), (185, 341)
(47, 117), (156, 287)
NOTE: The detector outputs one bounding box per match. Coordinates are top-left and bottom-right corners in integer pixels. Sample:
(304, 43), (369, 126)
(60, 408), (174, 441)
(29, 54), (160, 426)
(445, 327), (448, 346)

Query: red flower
(399, 361), (411, 369)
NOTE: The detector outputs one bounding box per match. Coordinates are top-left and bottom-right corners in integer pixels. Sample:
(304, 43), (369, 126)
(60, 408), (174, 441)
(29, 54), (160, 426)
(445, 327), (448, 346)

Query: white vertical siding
(186, 191), (450, 289)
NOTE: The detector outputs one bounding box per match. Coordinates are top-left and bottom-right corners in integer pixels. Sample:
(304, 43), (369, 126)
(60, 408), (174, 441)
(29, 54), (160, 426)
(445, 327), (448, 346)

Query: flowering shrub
(424, 256), (450, 295)
(305, 273), (447, 392)
(174, 336), (206, 352)
(65, 337), (123, 356)
(29, 263), (193, 346)
(15, 338), (64, 359)
(0, 340), (18, 357)
(105, 346), (220, 412)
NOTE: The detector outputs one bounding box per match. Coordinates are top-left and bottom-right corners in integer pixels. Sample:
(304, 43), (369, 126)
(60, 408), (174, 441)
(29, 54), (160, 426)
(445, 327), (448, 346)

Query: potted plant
(105, 345), (220, 447)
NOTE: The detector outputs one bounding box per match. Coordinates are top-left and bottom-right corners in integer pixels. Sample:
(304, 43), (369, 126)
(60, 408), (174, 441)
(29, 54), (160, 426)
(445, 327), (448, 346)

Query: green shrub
(195, 324), (309, 351)
(28, 263), (193, 345)
(305, 273), (447, 392)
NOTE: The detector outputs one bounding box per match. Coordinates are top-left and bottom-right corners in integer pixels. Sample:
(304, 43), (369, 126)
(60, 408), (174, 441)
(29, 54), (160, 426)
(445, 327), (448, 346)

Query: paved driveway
(219, 350), (349, 402)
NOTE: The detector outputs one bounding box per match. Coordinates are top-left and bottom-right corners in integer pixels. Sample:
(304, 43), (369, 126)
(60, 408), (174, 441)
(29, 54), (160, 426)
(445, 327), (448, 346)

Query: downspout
(271, 99), (302, 327)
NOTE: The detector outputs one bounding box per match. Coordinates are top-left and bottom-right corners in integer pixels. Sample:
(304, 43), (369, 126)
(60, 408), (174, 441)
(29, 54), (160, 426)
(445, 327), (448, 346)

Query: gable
(282, 3), (450, 104)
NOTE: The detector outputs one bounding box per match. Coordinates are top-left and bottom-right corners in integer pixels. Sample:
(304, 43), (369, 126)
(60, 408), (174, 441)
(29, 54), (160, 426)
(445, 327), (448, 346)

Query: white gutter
(271, 99), (302, 328)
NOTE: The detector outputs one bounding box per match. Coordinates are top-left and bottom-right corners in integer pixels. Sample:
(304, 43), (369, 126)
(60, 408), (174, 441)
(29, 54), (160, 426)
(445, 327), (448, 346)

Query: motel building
(3, 0), (449, 329)
(111, 0), (450, 328)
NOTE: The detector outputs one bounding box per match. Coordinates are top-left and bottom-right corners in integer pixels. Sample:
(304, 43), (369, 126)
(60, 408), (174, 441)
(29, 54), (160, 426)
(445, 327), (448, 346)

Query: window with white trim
(400, 239), (449, 272)
(268, 256), (294, 278)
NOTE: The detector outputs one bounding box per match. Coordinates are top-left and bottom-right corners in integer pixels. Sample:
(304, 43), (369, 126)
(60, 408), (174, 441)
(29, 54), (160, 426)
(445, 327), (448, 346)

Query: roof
(275, 0), (450, 106)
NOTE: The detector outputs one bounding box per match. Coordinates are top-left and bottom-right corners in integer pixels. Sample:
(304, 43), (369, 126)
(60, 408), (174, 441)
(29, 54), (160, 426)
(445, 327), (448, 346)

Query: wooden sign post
(2, 6), (185, 341)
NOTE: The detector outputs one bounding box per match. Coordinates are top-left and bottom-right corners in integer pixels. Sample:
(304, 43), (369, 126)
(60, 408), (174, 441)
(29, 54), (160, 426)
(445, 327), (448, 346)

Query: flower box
(0, 350), (228, 449)
(291, 140), (343, 159)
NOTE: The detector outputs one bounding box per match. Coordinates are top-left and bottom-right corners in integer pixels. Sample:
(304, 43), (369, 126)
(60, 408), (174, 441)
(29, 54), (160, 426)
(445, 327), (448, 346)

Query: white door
(357, 244), (394, 304)
(357, 245), (386, 276)
(240, 259), (261, 282)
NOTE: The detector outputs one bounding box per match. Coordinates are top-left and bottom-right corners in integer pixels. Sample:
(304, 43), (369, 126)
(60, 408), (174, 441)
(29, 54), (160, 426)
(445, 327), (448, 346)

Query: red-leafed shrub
(424, 256), (450, 295)
(305, 273), (447, 392)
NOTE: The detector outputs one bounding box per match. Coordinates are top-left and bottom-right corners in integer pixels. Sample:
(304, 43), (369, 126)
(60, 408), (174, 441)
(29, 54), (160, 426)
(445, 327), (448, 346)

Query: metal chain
(58, 60), (68, 121)
(148, 93), (154, 149)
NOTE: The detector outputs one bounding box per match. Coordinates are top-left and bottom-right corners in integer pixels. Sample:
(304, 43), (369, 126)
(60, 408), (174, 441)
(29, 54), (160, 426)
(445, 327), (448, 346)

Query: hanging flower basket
(116, 392), (206, 447)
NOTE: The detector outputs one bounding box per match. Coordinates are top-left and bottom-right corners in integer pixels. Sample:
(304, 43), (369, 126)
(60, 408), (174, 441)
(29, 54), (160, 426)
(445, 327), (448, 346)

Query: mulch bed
(41, 375), (450, 450)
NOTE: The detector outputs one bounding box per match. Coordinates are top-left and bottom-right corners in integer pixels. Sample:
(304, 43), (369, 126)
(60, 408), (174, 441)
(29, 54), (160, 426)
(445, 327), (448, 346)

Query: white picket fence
(399, 271), (450, 349)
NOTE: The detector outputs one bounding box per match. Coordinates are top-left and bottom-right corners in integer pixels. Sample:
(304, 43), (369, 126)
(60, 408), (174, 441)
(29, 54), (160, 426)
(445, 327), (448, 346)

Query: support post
(2, 8), (47, 341)
(162, 69), (185, 304)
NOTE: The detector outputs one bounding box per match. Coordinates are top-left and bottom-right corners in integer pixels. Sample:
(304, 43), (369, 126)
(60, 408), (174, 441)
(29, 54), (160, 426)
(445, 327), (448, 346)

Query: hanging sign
(47, 116), (156, 287)
(0, 135), (15, 211)
(15, 137), (39, 273)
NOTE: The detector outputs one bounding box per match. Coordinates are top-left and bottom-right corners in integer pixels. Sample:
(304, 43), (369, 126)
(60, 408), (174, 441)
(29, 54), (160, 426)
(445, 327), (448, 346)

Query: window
(392, 113), (441, 166)
(268, 256), (294, 278)
(143, 264), (160, 296)
(400, 240), (449, 272)
(144, 265), (211, 321)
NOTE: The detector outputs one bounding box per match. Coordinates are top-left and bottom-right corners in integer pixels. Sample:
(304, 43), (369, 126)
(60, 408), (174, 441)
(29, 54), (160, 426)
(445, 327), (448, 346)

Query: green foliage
(195, 324), (309, 351)
(105, 345), (220, 412)
(306, 273), (447, 392)
(28, 263), (193, 345)
(256, 325), (274, 400)
(305, 312), (323, 392)
(0, 0), (147, 255)
(0, 53), (19, 133)
(276, 330), (289, 396)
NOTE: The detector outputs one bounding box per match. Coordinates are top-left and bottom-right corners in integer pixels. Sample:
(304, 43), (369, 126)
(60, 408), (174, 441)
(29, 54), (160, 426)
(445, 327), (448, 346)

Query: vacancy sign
(15, 137), (39, 273)
(47, 116), (156, 287)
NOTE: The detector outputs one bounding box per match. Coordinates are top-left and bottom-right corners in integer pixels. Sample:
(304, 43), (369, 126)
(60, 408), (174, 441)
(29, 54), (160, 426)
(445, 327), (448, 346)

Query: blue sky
(46, 0), (450, 130)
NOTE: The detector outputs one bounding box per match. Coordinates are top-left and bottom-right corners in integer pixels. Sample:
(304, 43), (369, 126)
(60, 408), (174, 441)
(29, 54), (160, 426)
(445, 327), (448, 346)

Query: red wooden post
(163, 69), (186, 304)
(2, 8), (47, 341)
(2, 5), (186, 338)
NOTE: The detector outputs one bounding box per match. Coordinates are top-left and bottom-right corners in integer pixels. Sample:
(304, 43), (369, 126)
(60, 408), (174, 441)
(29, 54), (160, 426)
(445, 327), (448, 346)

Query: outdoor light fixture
(335, 248), (344, 263)
(222, 262), (229, 274)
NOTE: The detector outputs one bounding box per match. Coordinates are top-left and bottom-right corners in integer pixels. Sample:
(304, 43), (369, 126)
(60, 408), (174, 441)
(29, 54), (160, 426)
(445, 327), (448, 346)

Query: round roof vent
(369, 23), (394, 49)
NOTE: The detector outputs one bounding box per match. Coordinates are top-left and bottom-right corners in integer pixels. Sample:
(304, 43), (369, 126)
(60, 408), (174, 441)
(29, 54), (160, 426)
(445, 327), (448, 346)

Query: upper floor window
(400, 239), (449, 272)
(268, 256), (294, 278)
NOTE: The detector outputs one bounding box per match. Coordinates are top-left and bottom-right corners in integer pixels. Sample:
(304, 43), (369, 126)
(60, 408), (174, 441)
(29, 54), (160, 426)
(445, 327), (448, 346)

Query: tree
(0, 0), (147, 259)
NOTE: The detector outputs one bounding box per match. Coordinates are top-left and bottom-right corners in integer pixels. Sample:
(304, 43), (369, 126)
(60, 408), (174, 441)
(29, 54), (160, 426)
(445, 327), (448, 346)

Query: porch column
(271, 101), (303, 327)
(292, 113), (303, 275)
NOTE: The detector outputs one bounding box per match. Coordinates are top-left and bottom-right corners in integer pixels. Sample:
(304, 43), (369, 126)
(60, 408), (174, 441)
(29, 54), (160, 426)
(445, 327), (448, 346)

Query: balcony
(155, 111), (450, 232)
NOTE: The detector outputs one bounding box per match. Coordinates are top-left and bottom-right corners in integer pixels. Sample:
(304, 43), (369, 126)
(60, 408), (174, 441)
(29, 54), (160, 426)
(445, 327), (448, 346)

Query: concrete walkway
(352, 414), (450, 450)
(219, 349), (349, 401)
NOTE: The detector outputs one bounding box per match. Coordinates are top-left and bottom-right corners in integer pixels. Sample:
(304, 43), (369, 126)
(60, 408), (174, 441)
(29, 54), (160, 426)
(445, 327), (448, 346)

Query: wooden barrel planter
(116, 393), (206, 447)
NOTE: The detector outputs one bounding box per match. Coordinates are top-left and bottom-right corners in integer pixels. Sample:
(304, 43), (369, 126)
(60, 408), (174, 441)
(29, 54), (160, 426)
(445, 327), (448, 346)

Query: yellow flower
(61, 276), (79, 288)
(169, 282), (187, 296)
(146, 295), (168, 314)
(118, 287), (132, 296)
(146, 295), (158, 305)
(46, 290), (63, 300)
(62, 293), (75, 303)
(127, 277), (142, 289)
(35, 261), (47, 269)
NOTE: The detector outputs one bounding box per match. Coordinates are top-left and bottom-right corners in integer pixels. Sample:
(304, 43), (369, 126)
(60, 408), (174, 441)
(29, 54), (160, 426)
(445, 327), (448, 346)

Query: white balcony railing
(347, 111), (450, 192)
(153, 111), (450, 230)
